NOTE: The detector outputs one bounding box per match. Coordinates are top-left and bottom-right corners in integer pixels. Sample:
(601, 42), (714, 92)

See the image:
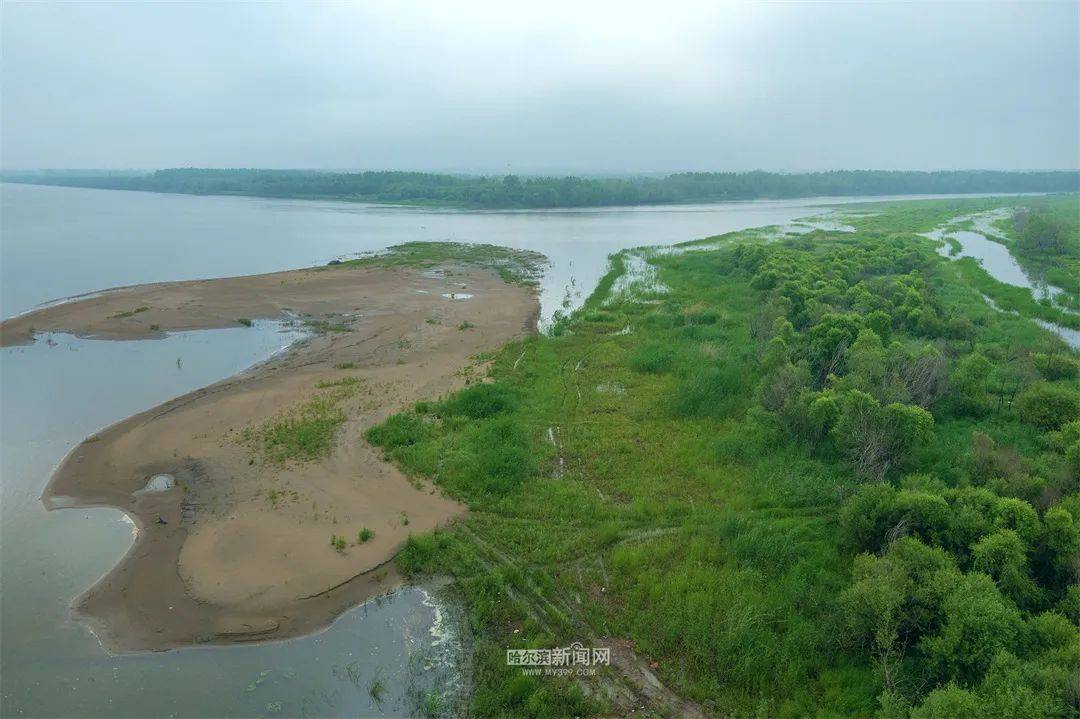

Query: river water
(0, 183), (1050, 717)
(925, 212), (1079, 349)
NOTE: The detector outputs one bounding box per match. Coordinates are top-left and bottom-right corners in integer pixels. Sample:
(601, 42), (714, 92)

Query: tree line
(5, 168), (1078, 209)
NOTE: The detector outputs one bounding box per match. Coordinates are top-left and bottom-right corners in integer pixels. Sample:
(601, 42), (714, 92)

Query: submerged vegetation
(368, 196), (1079, 716)
(5, 168), (1077, 209)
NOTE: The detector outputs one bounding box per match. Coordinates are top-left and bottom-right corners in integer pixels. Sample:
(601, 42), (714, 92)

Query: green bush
(1015, 383), (1080, 430)
(1033, 353), (1079, 381)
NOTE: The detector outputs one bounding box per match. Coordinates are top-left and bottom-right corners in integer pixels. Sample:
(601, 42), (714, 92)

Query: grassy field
(367, 196), (1080, 717)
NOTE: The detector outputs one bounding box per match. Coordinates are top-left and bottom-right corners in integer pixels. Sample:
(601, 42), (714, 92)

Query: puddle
(135, 473), (176, 494)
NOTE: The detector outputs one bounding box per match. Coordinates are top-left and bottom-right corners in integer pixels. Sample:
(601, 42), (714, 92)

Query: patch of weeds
(368, 674), (387, 706)
(421, 690), (442, 718)
(315, 376), (363, 389)
(335, 362), (358, 369)
(365, 412), (431, 449)
(305, 319), (352, 333)
(458, 321), (475, 331)
(330, 535), (346, 551)
(243, 387), (356, 464)
(440, 382), (517, 419)
(237, 317), (254, 327)
(425, 316), (441, 325)
(111, 306), (149, 319)
(358, 527), (374, 543)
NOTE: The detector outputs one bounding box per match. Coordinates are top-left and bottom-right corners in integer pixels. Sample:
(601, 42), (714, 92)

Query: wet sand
(0, 261), (538, 651)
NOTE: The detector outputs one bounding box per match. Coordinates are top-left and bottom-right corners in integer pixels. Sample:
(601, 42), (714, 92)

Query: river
(0, 183), (1053, 717)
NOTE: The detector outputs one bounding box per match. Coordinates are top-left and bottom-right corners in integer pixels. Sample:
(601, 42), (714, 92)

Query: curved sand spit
(0, 260), (538, 651)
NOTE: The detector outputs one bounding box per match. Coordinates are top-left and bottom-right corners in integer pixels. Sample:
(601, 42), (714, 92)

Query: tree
(919, 572), (1022, 684)
(971, 530), (1041, 608)
(949, 353), (993, 416)
(831, 391), (934, 479)
(911, 683), (984, 719)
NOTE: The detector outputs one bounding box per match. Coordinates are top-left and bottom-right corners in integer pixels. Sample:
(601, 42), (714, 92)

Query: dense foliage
(365, 197), (1078, 716)
(5, 168), (1078, 209)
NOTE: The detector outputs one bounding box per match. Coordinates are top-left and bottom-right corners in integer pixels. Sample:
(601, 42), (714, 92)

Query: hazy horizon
(3, 1), (1078, 172)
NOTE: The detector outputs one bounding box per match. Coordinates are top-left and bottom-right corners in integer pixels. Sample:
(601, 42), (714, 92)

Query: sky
(1, 1), (1077, 173)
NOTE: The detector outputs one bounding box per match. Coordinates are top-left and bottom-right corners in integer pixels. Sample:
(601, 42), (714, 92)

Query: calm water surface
(0, 184), (1046, 717)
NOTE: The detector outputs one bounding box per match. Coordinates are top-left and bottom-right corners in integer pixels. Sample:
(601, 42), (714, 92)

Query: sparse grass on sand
(243, 384), (358, 464)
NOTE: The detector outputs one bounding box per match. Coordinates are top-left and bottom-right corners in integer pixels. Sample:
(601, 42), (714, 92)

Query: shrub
(1015, 383), (1080, 430)
(911, 684), (984, 719)
(919, 572), (1022, 684)
(358, 527), (374, 543)
(971, 530), (1040, 607)
(831, 390), (934, 478)
(441, 382), (517, 419)
(1033, 353), (1079, 381)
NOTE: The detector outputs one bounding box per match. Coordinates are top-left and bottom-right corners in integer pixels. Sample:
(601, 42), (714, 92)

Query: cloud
(2, 1), (1076, 171)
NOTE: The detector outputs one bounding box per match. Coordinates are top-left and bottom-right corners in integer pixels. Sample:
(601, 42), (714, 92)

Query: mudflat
(1, 254), (539, 651)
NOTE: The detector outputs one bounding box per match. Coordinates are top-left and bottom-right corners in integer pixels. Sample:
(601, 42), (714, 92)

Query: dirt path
(2, 259), (538, 651)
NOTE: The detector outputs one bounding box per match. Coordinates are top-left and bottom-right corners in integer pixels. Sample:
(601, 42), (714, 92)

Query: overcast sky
(2, 1), (1077, 173)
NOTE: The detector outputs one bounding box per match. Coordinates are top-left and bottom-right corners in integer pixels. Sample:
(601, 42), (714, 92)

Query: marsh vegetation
(368, 195), (1080, 716)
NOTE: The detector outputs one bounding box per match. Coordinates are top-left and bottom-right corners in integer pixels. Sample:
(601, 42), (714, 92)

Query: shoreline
(1, 255), (540, 651)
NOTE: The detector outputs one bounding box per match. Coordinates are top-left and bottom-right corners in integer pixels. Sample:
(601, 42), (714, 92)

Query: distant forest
(4, 168), (1078, 209)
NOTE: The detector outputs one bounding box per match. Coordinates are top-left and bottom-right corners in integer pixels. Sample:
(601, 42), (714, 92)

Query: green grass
(365, 196), (1079, 717)
(237, 317), (253, 327)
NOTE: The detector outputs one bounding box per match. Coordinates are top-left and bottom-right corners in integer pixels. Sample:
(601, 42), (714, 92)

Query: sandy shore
(1, 259), (538, 651)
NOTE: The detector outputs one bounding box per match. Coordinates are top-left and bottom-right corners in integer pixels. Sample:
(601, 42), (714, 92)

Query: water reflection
(1, 326), (468, 717)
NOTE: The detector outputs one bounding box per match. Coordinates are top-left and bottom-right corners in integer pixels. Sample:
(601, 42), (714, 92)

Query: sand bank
(1, 257), (539, 651)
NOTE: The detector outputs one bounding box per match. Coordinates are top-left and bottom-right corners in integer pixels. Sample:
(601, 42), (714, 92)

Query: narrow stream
(924, 214), (1078, 349)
